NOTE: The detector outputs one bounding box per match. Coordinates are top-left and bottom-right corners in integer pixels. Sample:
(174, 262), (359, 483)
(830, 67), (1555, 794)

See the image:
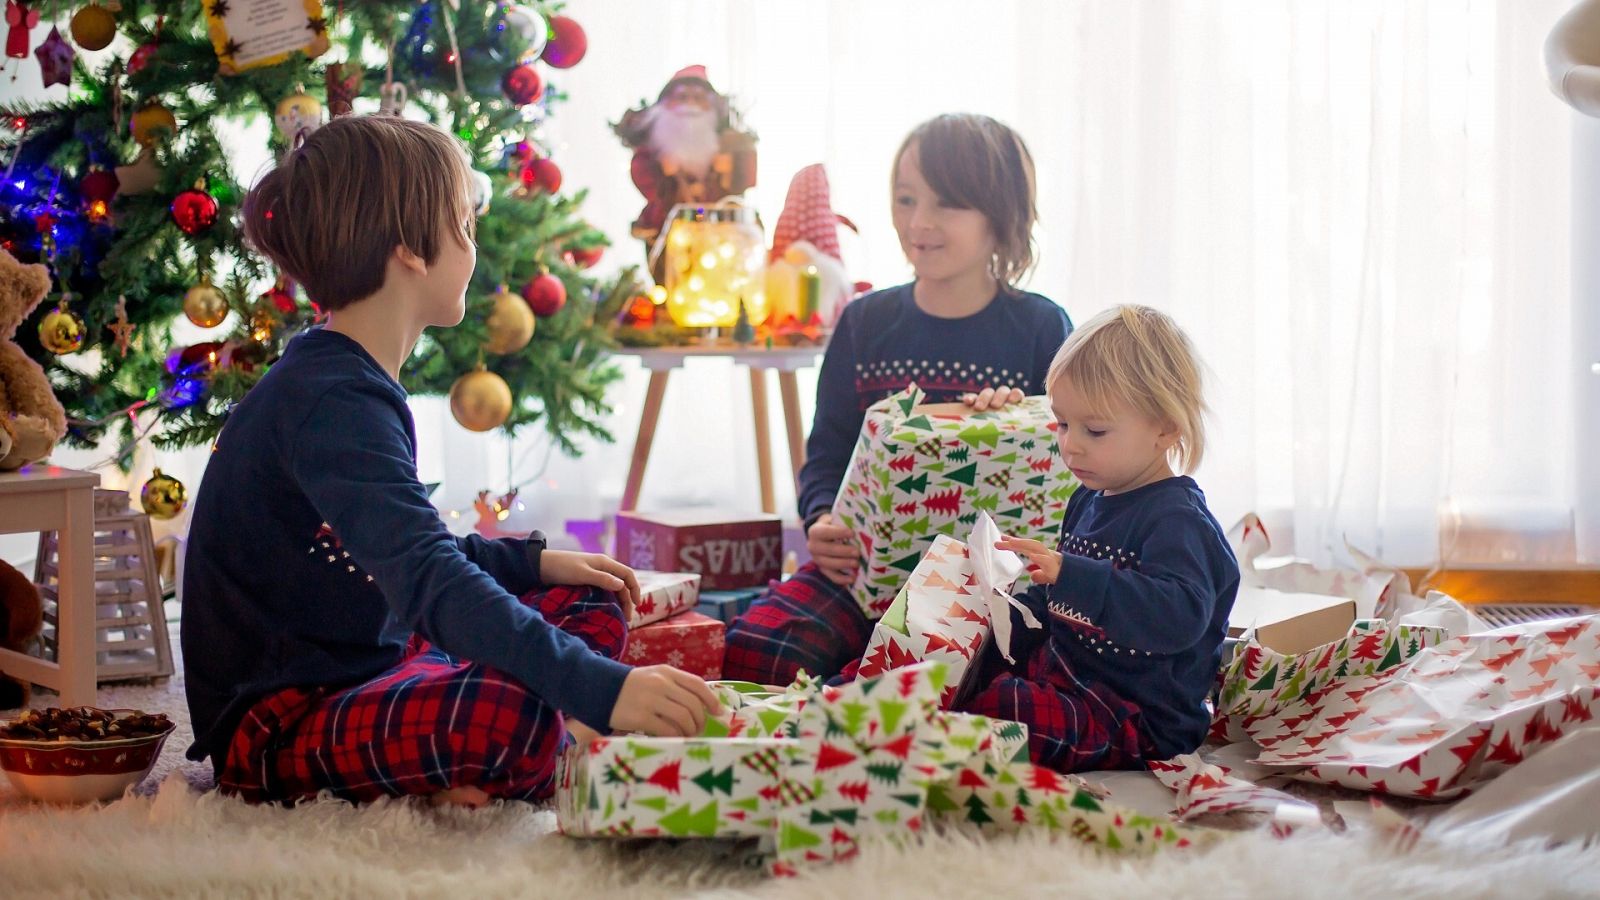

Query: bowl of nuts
(0, 707), (176, 804)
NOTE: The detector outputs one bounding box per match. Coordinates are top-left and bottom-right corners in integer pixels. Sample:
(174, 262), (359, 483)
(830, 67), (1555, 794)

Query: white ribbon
(968, 513), (1041, 663)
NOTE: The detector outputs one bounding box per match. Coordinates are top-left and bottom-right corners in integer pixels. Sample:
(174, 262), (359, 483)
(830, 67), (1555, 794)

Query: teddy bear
(0, 246), (67, 470)
(0, 559), (42, 709)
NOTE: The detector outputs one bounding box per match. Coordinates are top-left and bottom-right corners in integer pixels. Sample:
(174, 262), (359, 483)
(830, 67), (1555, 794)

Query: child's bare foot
(430, 785), (492, 808)
(566, 719), (602, 746)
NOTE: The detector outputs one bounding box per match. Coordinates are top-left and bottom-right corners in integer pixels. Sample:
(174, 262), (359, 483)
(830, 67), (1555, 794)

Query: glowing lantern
(660, 203), (768, 329)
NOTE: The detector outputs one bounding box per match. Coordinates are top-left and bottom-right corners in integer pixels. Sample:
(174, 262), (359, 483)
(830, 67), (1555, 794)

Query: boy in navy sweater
(975, 305), (1239, 770)
(182, 116), (718, 806)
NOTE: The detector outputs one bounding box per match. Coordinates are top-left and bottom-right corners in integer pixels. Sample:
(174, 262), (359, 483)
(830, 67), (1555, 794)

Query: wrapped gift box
(854, 517), (1037, 709)
(622, 610), (725, 680)
(695, 586), (765, 624)
(616, 509), (783, 591)
(831, 385), (1078, 619)
(631, 571), (702, 627)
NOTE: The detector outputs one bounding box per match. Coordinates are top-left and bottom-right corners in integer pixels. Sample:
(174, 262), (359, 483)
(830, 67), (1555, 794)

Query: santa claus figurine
(614, 65), (758, 276)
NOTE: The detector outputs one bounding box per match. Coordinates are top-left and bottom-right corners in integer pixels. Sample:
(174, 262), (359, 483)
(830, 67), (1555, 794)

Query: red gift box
(616, 509), (782, 591)
(621, 611), (725, 680)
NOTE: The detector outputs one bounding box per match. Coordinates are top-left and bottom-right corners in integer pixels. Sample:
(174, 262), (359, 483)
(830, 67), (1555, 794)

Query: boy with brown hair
(182, 115), (718, 806)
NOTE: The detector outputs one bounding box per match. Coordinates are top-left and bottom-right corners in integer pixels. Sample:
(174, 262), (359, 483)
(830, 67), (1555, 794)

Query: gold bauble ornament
(69, 3), (117, 51)
(449, 369), (513, 432)
(38, 305), (86, 354)
(140, 468), (187, 520)
(131, 105), (177, 148)
(483, 286), (535, 355)
(274, 91), (323, 141)
(183, 277), (229, 328)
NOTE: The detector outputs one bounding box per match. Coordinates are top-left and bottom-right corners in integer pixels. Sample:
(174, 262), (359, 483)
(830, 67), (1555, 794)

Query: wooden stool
(33, 489), (174, 684)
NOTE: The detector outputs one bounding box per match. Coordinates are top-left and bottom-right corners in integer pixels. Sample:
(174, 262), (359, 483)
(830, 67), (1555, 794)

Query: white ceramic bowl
(0, 708), (175, 804)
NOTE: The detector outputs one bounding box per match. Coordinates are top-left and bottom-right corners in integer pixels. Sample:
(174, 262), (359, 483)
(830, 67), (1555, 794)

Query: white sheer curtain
(444, 0), (1579, 567)
(7, 2), (1579, 571)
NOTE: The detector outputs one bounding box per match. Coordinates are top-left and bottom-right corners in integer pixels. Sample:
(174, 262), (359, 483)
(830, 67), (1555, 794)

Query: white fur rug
(2, 656), (1599, 898)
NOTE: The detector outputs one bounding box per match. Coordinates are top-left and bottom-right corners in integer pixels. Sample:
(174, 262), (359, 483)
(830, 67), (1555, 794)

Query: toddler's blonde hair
(1047, 305), (1208, 473)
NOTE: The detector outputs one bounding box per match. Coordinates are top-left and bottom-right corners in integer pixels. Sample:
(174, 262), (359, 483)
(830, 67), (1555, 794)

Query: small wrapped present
(622, 610), (725, 680)
(831, 385), (1079, 619)
(854, 515), (1040, 708)
(631, 571), (702, 627)
(695, 586), (764, 624)
(556, 734), (786, 837)
(616, 509), (782, 590)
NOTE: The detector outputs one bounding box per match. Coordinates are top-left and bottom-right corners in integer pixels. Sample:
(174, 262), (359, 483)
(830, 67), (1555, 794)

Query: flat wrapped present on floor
(831, 385), (1078, 619)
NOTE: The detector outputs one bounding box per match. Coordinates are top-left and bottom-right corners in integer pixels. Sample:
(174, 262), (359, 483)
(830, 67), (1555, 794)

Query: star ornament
(107, 295), (135, 357)
(34, 25), (72, 88)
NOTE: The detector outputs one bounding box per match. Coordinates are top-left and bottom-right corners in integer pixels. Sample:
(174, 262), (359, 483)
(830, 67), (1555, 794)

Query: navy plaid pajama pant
(721, 562), (874, 685)
(217, 584), (627, 804)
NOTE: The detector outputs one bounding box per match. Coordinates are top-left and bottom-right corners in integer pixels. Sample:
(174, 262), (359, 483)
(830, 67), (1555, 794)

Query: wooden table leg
(621, 370), (672, 512)
(749, 368), (776, 514)
(777, 371), (806, 483)
(55, 486), (98, 707)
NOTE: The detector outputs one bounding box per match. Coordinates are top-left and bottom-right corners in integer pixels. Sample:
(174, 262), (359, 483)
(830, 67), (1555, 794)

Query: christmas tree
(0, 0), (635, 473)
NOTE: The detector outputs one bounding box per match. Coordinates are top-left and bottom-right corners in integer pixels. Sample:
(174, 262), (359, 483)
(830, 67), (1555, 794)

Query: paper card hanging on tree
(831, 385), (1078, 619)
(630, 571), (702, 627)
(206, 0), (331, 75)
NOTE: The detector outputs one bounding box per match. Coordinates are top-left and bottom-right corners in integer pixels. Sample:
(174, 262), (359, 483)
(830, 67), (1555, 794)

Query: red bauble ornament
(263, 284), (296, 314)
(170, 340), (227, 375)
(521, 157), (561, 193)
(80, 169), (119, 204)
(565, 245), (603, 269)
(521, 273), (566, 317)
(170, 186), (219, 236)
(502, 63), (543, 106)
(127, 41), (158, 75)
(542, 15), (587, 68)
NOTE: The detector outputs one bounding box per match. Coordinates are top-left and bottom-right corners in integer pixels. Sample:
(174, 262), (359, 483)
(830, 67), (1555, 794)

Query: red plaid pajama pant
(217, 584), (627, 804)
(958, 634), (1155, 774)
(722, 562), (874, 685)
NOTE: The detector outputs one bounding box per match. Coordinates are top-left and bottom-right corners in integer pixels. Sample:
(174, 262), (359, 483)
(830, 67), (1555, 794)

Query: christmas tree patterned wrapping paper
(832, 385), (1079, 619)
(1146, 754), (1322, 833)
(630, 571), (702, 627)
(1242, 616), (1600, 799)
(555, 735), (788, 838)
(924, 755), (1215, 853)
(1210, 618), (1448, 742)
(853, 517), (1040, 708)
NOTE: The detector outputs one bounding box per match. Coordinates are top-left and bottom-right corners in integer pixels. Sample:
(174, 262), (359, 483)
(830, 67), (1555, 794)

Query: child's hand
(806, 514), (860, 586)
(962, 386), (1025, 410)
(539, 551), (641, 622)
(609, 666), (723, 737)
(994, 536), (1062, 585)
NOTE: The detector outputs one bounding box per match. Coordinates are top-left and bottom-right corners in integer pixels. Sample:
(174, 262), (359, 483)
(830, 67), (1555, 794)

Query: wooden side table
(613, 345), (825, 514)
(0, 466), (100, 707)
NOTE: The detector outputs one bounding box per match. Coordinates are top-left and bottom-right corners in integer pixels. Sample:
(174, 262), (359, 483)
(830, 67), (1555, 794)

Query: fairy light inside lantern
(662, 204), (768, 329)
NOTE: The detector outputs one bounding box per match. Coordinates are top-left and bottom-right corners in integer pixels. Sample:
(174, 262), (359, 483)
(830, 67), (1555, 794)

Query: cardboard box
(616, 509), (782, 591)
(1227, 586), (1356, 654)
(630, 571), (702, 627)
